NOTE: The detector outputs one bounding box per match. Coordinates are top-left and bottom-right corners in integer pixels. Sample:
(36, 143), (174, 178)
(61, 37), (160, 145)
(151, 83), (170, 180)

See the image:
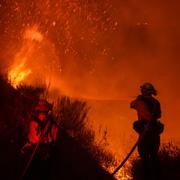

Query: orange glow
(1, 2), (180, 179)
(8, 59), (31, 87)
(104, 160), (132, 180)
(8, 26), (44, 88)
(23, 26), (43, 42)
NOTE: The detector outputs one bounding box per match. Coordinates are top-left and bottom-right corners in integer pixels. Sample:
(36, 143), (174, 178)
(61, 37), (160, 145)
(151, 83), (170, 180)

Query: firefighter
(28, 99), (58, 145)
(21, 99), (58, 180)
(130, 83), (164, 180)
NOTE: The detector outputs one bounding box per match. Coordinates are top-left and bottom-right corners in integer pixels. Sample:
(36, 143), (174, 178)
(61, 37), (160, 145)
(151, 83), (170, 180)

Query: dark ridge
(0, 75), (116, 180)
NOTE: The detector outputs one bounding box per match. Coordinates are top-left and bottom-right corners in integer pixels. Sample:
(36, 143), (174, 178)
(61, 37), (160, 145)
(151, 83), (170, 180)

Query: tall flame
(8, 26), (44, 88)
(8, 58), (31, 88)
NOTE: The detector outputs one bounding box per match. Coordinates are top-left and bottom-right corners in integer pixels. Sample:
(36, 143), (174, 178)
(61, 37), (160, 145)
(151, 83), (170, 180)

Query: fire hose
(19, 120), (153, 179)
(111, 120), (153, 177)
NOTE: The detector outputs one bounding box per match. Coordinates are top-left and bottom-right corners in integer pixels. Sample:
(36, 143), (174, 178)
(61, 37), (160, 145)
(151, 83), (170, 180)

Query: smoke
(0, 0), (180, 154)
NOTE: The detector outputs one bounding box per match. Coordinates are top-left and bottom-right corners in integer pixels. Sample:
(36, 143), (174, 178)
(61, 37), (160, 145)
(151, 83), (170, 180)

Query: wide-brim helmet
(140, 82), (157, 95)
(35, 99), (52, 112)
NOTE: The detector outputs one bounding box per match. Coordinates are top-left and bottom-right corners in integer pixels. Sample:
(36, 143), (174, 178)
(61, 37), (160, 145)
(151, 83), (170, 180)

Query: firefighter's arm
(130, 99), (137, 109)
(130, 96), (141, 109)
(28, 121), (40, 144)
(132, 98), (152, 121)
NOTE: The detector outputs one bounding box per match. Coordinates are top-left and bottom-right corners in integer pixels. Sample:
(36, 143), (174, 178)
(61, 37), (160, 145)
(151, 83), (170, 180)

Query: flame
(8, 26), (44, 88)
(102, 158), (133, 180)
(108, 166), (132, 180)
(8, 58), (31, 88)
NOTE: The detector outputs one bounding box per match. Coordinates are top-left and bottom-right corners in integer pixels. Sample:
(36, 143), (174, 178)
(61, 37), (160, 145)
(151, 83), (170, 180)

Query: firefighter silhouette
(131, 83), (164, 180)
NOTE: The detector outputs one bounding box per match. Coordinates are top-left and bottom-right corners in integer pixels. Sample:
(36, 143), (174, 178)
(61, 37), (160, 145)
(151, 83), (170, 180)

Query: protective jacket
(28, 116), (58, 144)
(131, 95), (164, 135)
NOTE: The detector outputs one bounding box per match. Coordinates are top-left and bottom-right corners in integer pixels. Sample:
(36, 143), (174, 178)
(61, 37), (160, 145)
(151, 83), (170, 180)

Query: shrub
(0, 75), (116, 179)
(131, 142), (180, 180)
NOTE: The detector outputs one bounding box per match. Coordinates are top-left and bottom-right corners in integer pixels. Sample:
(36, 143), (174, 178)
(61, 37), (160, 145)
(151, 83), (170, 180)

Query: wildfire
(108, 166), (132, 180)
(8, 26), (44, 88)
(8, 59), (31, 88)
(103, 158), (132, 180)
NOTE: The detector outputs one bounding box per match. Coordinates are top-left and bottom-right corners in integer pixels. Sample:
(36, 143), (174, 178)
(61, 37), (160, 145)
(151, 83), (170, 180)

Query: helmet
(35, 99), (52, 112)
(140, 82), (157, 95)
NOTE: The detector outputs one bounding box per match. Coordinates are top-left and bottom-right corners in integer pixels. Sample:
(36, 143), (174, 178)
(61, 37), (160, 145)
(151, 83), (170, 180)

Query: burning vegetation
(8, 26), (44, 87)
(8, 59), (31, 87)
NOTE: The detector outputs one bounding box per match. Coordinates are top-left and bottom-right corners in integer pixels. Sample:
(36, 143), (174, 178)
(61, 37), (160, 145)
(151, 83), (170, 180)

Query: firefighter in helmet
(130, 83), (164, 179)
(21, 99), (58, 151)
(28, 99), (58, 145)
(21, 99), (58, 180)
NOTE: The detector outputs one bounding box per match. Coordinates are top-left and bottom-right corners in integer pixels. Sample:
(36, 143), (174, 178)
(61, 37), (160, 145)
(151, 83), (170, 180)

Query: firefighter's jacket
(131, 95), (163, 135)
(28, 116), (58, 144)
(130, 95), (161, 121)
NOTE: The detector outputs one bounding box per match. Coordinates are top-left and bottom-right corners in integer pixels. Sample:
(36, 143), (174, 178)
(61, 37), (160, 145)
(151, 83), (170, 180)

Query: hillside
(0, 75), (115, 180)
